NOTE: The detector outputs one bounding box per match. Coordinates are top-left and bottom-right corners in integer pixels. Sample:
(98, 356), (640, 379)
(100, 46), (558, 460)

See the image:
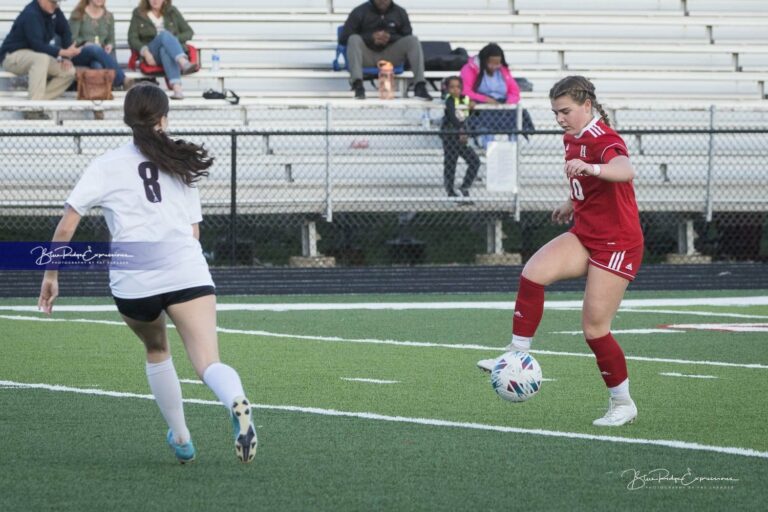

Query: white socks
(510, 335), (532, 352)
(146, 357), (190, 444)
(203, 362), (246, 409)
(609, 378), (631, 401)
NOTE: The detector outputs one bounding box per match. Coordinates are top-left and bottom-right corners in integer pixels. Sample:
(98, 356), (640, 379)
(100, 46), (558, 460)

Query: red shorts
(587, 244), (643, 281)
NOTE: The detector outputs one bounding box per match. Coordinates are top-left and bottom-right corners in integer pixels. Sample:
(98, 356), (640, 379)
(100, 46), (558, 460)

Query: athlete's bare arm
(38, 206), (82, 314)
(564, 155), (635, 182)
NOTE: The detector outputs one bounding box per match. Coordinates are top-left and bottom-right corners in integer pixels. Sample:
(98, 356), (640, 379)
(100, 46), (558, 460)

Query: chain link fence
(0, 102), (766, 266)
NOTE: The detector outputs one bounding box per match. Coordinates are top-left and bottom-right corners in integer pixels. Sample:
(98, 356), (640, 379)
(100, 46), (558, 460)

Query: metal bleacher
(3, 0), (768, 99)
(0, 0), (767, 257)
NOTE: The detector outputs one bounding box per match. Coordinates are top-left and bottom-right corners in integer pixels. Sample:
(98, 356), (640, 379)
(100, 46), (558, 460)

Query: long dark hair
(473, 43), (508, 92)
(123, 82), (213, 185)
(549, 75), (611, 127)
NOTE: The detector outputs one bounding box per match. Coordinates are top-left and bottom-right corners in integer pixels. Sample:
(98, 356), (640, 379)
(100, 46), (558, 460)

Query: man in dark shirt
(0, 0), (80, 100)
(340, 0), (432, 100)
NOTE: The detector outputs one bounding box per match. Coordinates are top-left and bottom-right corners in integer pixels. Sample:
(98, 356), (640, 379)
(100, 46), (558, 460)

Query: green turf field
(1, 289), (766, 511)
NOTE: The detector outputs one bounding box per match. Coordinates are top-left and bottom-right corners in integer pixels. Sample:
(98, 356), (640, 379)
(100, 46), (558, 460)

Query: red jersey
(563, 116), (643, 250)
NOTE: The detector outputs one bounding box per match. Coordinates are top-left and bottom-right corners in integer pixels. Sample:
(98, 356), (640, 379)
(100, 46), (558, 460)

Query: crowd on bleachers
(0, 1), (527, 103)
(0, 0), (200, 105)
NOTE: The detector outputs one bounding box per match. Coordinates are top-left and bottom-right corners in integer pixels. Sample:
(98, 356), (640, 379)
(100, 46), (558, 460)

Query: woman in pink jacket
(460, 43), (521, 146)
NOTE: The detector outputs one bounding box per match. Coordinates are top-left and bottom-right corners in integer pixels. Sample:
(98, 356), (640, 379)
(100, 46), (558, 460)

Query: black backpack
(422, 41), (469, 71)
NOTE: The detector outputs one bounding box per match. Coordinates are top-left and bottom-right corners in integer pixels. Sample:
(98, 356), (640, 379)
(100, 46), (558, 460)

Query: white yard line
(1, 295), (767, 313)
(663, 323), (768, 333)
(2, 314), (767, 370)
(659, 372), (719, 379)
(552, 329), (683, 335)
(341, 377), (400, 384)
(179, 379), (203, 385)
(0, 379), (764, 460)
(620, 308), (768, 320)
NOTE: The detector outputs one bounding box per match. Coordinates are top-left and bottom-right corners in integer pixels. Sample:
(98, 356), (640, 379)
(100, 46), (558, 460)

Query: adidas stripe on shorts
(587, 244), (643, 281)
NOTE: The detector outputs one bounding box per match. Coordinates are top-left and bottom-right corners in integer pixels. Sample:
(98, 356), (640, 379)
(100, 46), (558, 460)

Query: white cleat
(476, 356), (502, 373)
(592, 397), (638, 427)
(477, 343), (530, 373)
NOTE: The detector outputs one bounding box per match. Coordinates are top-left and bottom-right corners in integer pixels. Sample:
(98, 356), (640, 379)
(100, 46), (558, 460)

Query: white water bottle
(211, 49), (221, 72)
(421, 110), (430, 129)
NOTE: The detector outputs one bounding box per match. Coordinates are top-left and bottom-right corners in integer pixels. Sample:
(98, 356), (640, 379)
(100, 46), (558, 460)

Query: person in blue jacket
(0, 0), (81, 101)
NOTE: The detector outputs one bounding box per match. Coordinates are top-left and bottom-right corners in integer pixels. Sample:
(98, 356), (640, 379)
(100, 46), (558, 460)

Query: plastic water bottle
(421, 110), (430, 129)
(211, 49), (221, 73)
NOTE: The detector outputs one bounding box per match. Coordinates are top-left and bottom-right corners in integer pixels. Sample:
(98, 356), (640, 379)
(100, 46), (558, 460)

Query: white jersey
(66, 143), (214, 299)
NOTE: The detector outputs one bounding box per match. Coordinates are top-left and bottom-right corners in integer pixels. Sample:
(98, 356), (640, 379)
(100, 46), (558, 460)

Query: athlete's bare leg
(521, 231), (590, 285)
(166, 294), (257, 462)
(123, 311), (194, 450)
(582, 264), (630, 339)
(122, 312), (170, 363)
(165, 294), (221, 379)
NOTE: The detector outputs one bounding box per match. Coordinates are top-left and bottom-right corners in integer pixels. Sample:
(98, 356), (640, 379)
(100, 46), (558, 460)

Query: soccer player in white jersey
(38, 82), (257, 463)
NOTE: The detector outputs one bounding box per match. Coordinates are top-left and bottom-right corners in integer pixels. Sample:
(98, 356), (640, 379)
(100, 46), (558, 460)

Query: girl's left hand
(564, 159), (597, 178)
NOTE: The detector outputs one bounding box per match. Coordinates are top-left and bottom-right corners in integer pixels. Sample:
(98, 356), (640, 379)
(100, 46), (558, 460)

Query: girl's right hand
(551, 200), (574, 225)
(38, 274), (59, 315)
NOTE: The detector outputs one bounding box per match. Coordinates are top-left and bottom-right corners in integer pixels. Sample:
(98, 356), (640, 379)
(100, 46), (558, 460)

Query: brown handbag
(76, 68), (116, 101)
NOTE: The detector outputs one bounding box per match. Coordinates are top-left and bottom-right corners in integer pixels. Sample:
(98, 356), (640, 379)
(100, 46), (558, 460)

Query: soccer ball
(491, 351), (542, 402)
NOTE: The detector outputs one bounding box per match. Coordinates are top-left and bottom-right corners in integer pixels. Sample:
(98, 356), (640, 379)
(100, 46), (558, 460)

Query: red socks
(512, 276), (546, 338)
(586, 332), (628, 388)
(512, 276), (629, 390)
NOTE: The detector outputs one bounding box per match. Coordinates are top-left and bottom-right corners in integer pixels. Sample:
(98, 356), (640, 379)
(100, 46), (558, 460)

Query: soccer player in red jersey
(478, 76), (643, 427)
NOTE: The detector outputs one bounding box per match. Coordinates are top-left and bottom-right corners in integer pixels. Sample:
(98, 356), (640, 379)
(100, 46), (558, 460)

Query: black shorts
(113, 285), (216, 322)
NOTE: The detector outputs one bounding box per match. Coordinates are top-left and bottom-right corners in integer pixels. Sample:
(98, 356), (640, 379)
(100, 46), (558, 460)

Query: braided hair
(549, 75), (610, 127)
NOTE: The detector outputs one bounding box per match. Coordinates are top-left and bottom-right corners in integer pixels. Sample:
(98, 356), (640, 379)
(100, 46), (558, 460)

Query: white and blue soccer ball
(491, 351), (542, 402)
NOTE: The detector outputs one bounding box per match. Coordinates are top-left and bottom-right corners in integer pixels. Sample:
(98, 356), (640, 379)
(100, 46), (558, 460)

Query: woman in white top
(38, 82), (256, 464)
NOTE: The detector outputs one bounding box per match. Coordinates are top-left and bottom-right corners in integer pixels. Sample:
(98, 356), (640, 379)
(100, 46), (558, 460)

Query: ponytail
(131, 126), (212, 185)
(549, 75), (611, 127)
(123, 82), (213, 185)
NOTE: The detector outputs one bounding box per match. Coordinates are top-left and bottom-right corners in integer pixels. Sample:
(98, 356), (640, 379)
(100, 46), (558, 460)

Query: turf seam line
(1, 379), (766, 460)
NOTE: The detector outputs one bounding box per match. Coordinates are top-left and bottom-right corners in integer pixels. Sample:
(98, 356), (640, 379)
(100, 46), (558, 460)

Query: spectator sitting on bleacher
(69, 0), (133, 90)
(340, 0), (432, 101)
(460, 43), (520, 147)
(0, 0), (80, 107)
(128, 0), (197, 100)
